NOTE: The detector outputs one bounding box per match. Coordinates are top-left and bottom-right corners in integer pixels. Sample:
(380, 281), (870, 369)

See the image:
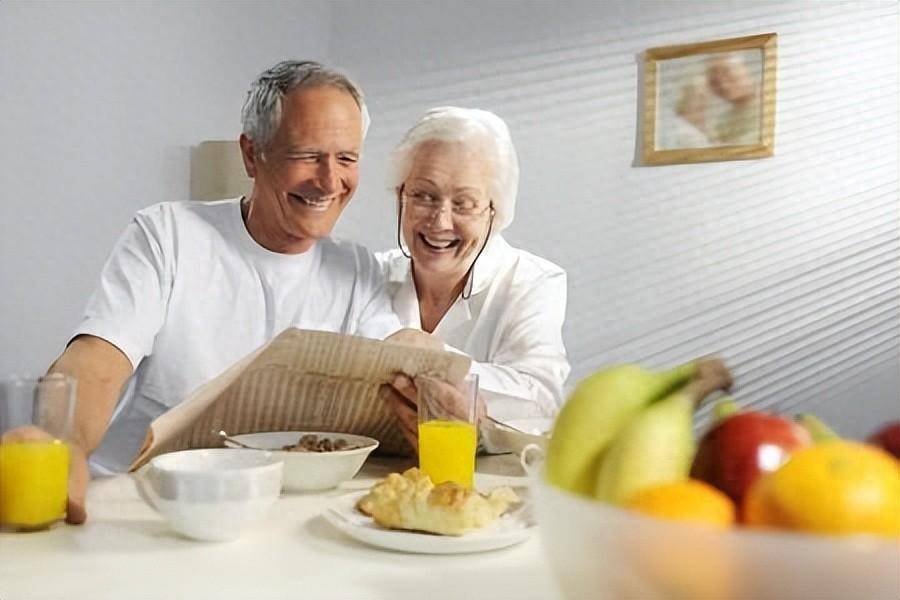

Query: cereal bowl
(223, 431), (379, 492)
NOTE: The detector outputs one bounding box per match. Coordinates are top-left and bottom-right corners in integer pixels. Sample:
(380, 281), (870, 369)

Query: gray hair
(241, 60), (371, 151)
(391, 106), (519, 233)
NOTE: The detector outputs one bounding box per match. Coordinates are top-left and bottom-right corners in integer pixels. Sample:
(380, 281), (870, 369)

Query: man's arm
(47, 334), (133, 523)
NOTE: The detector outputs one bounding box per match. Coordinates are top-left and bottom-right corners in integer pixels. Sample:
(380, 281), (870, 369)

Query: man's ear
(238, 134), (257, 179)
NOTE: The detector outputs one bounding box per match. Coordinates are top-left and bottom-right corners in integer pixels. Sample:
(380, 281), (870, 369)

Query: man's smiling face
(241, 85), (363, 254)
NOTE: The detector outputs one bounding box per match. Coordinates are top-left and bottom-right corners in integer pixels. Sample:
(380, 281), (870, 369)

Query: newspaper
(128, 328), (471, 471)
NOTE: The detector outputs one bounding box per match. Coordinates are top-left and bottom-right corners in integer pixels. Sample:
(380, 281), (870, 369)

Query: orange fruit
(743, 440), (900, 537)
(624, 479), (736, 528)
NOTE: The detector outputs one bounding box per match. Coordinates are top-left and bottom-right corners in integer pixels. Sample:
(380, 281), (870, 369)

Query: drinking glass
(417, 374), (478, 488)
(0, 374), (76, 531)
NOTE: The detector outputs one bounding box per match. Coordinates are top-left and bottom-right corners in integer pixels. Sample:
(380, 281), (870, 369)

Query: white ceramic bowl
(533, 474), (900, 600)
(133, 448), (282, 542)
(223, 431), (378, 492)
(481, 417), (552, 455)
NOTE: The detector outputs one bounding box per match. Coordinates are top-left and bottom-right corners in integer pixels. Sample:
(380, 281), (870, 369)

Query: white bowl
(533, 474), (900, 600)
(481, 417), (552, 455)
(133, 448), (282, 542)
(223, 431), (378, 492)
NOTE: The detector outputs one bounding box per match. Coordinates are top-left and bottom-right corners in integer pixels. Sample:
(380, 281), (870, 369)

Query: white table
(0, 455), (564, 600)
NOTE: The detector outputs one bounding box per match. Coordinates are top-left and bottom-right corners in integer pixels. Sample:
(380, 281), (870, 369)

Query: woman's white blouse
(376, 236), (570, 420)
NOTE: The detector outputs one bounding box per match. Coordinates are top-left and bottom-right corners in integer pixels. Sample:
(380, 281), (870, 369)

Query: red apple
(867, 420), (900, 459)
(690, 411), (813, 506)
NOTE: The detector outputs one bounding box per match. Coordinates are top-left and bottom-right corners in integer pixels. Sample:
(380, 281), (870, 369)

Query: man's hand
(384, 328), (445, 351)
(43, 334), (133, 524)
(65, 444), (89, 524)
(1, 426), (88, 525)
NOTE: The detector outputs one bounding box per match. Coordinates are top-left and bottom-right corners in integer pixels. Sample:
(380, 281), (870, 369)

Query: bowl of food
(133, 448), (282, 542)
(223, 431), (378, 492)
(531, 359), (900, 599)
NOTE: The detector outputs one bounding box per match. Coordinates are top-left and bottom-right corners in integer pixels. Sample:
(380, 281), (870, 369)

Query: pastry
(356, 467), (519, 536)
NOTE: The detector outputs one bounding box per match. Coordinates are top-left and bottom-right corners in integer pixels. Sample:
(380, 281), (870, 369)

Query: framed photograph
(642, 33), (777, 166)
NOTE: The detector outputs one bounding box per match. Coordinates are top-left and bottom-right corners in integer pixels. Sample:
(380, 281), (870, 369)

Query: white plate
(322, 491), (534, 554)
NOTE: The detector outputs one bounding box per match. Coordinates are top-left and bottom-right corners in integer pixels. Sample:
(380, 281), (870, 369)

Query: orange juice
(0, 440), (70, 529)
(418, 420), (477, 487)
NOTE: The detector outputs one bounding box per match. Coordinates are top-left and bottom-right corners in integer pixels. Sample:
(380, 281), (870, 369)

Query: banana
(545, 361), (698, 496)
(593, 359), (733, 505)
(593, 387), (697, 504)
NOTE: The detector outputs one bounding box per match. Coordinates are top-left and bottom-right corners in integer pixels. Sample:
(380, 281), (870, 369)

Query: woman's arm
(467, 268), (570, 419)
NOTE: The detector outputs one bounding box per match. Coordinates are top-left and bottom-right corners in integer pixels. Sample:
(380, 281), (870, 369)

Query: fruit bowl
(532, 473), (899, 600)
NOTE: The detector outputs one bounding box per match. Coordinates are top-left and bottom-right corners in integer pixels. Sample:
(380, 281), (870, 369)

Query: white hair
(241, 60), (370, 150)
(391, 106), (519, 233)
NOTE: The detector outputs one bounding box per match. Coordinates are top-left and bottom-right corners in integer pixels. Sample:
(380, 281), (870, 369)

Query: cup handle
(132, 465), (161, 513)
(519, 443), (545, 478)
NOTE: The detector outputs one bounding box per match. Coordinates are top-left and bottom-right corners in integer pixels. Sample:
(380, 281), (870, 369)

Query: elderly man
(43, 60), (423, 523)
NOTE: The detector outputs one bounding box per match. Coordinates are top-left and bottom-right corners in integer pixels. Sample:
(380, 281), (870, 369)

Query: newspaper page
(129, 328), (471, 470)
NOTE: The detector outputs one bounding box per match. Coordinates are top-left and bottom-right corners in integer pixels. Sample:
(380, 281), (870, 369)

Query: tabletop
(0, 454), (564, 600)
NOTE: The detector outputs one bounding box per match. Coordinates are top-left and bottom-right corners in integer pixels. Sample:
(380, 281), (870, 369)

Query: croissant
(356, 467), (519, 536)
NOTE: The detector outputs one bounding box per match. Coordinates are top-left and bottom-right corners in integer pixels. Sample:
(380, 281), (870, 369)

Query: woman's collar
(467, 234), (509, 296)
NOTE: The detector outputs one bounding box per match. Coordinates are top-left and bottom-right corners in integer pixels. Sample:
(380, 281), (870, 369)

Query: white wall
(331, 0), (899, 437)
(2, 1), (897, 438)
(0, 0), (329, 374)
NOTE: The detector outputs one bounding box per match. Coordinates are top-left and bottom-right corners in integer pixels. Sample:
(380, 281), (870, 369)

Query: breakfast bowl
(133, 448), (282, 542)
(223, 431), (379, 492)
(531, 471), (899, 600)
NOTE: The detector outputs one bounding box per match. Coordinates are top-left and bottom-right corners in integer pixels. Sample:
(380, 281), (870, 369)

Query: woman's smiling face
(400, 140), (494, 282)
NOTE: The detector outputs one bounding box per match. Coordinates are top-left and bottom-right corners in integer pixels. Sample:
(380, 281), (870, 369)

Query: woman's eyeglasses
(402, 187), (493, 220)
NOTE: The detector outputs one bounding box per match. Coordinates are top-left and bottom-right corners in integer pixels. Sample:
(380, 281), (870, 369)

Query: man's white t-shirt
(75, 198), (401, 473)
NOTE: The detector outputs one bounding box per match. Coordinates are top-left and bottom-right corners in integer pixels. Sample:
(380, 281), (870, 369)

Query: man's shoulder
(135, 198), (237, 220)
(373, 247), (406, 280)
(131, 199), (238, 238)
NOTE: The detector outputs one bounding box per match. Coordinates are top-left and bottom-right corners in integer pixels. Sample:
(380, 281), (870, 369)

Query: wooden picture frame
(642, 33), (777, 166)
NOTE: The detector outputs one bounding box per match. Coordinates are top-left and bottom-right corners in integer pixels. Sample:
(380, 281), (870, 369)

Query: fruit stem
(796, 413), (840, 442)
(654, 360), (700, 400)
(681, 358), (734, 409)
(713, 397), (740, 422)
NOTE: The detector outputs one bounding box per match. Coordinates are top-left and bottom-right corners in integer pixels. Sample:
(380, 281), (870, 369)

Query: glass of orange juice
(417, 374), (478, 488)
(0, 374), (76, 531)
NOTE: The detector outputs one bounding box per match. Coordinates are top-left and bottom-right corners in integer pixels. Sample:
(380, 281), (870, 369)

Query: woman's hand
(382, 375), (420, 453)
(382, 374), (486, 454)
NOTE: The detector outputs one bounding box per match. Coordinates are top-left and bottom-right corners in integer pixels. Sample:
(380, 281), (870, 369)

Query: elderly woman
(378, 107), (570, 450)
